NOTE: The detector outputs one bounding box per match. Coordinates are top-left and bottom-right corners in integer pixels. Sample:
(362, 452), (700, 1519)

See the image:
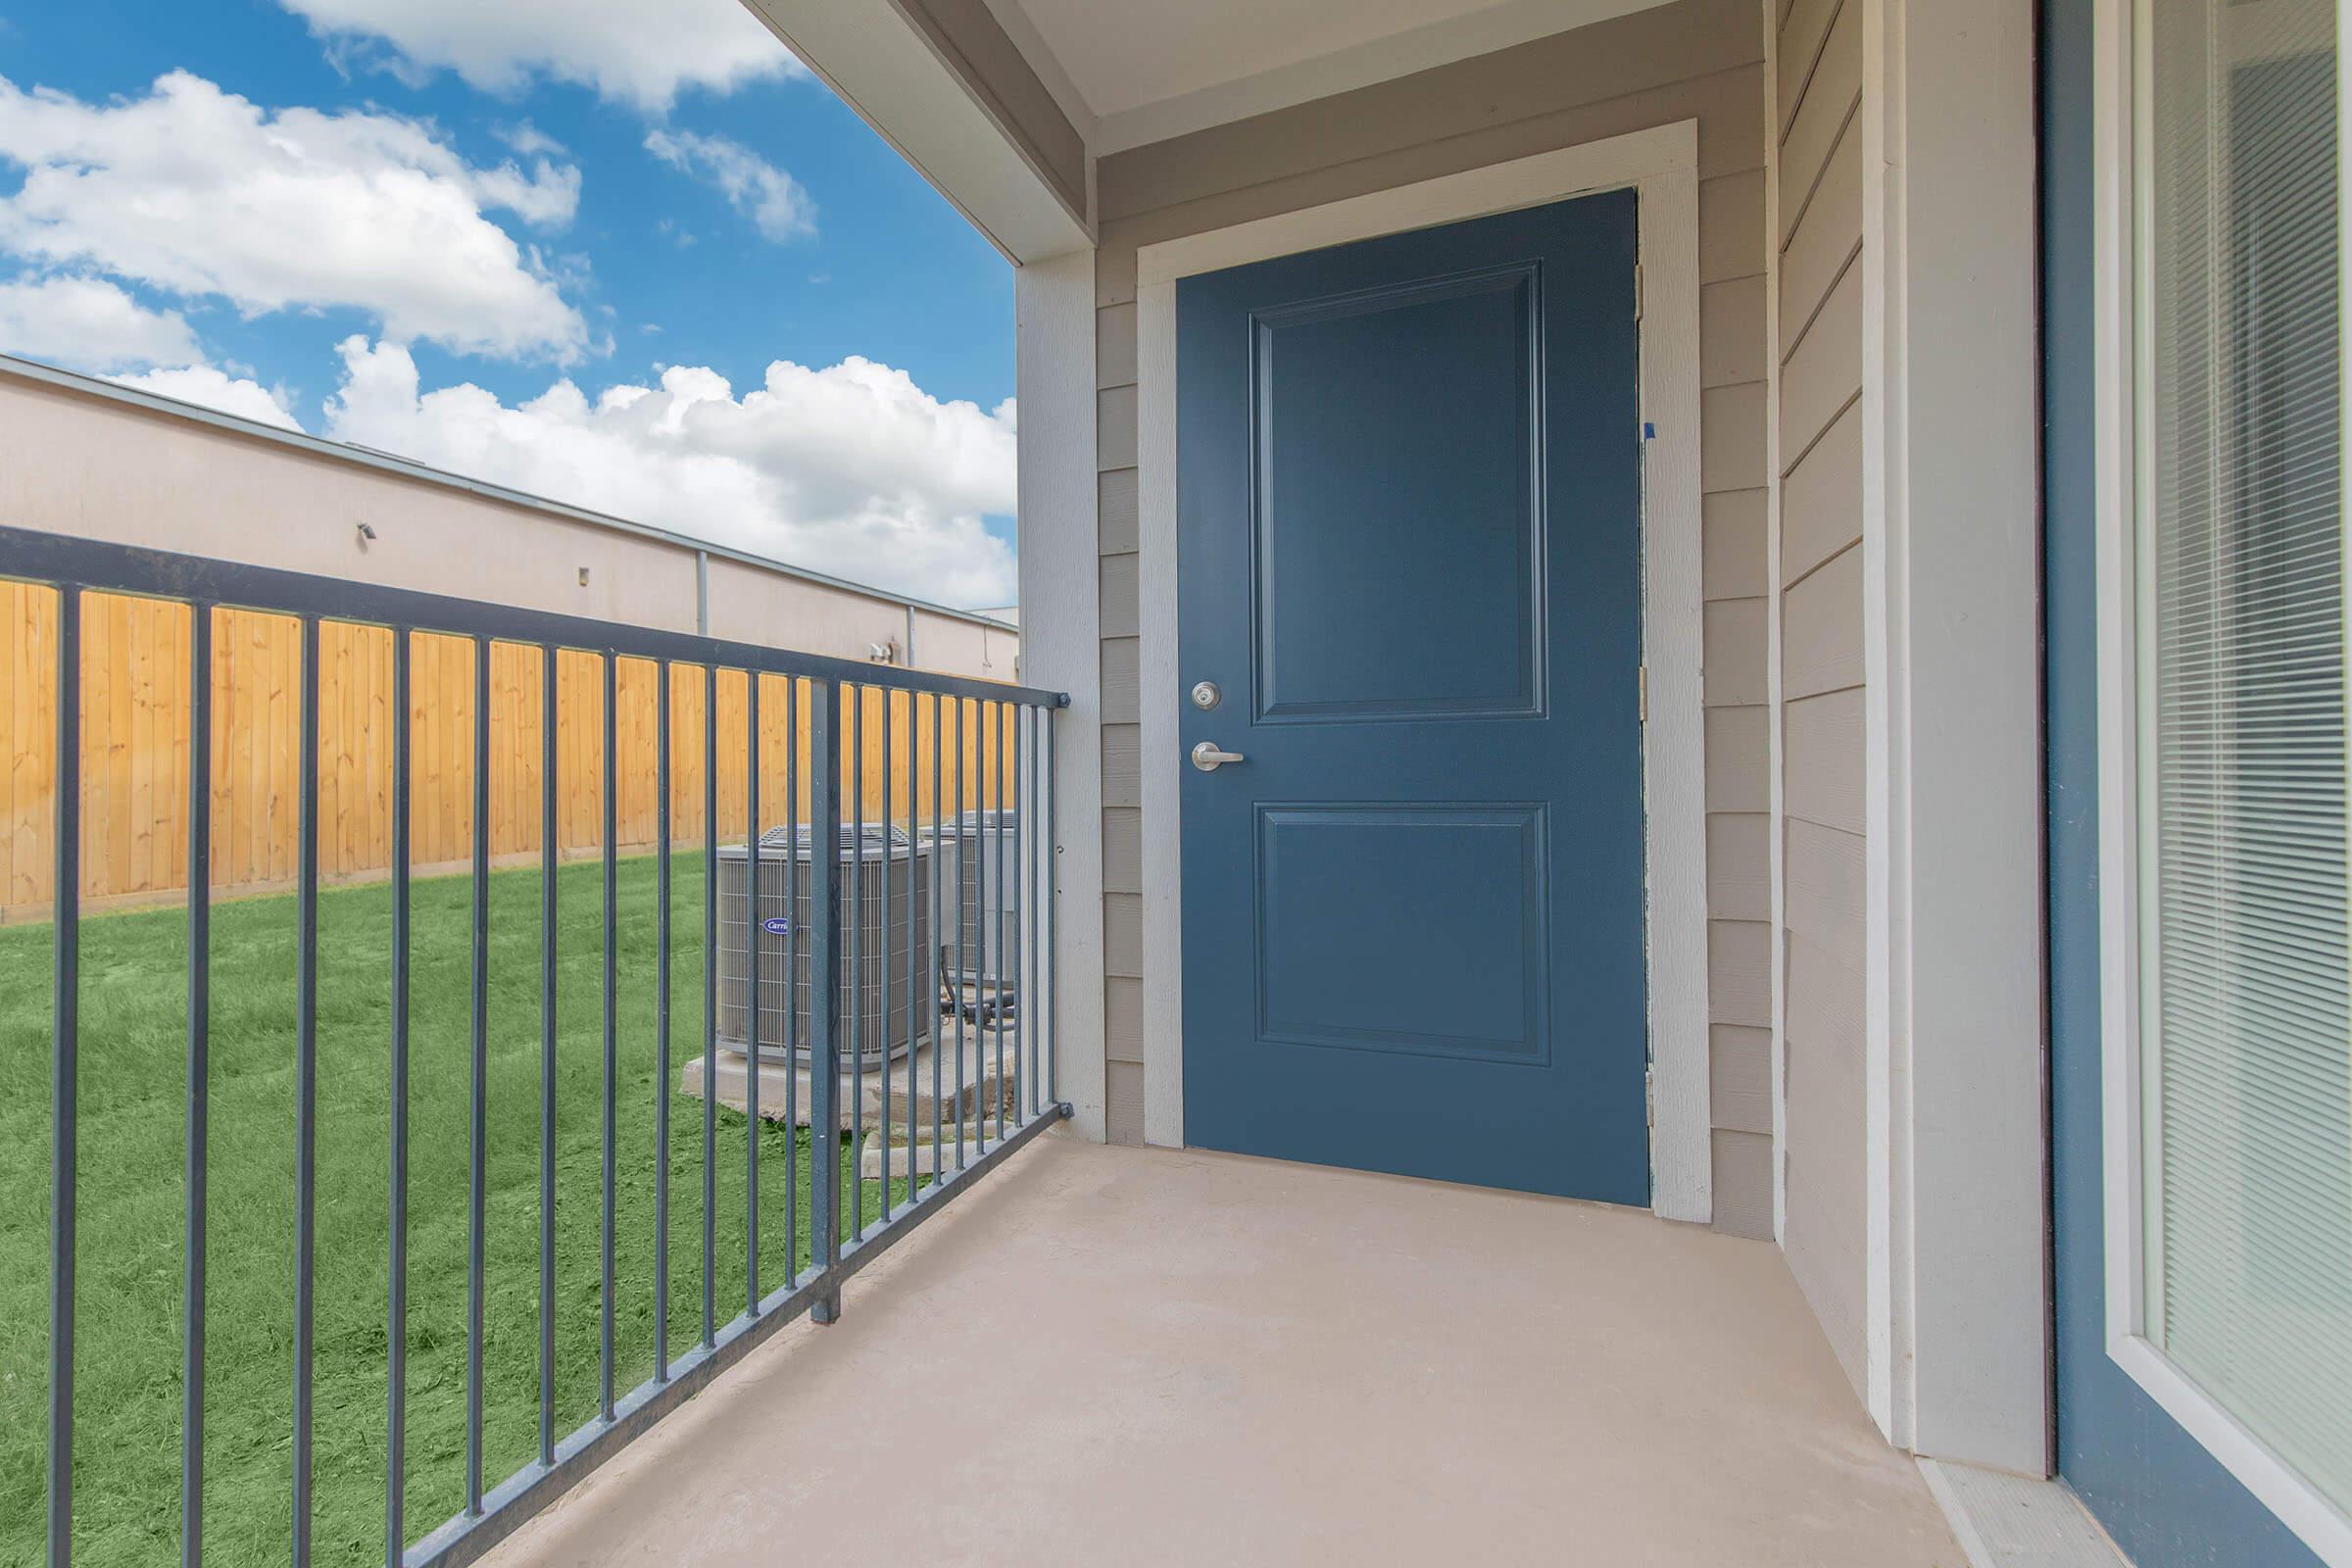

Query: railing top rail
(0, 522), (1067, 710)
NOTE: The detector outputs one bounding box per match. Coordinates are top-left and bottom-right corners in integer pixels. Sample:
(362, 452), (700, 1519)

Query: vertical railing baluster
(1011, 705), (1025, 1129)
(388, 630), (413, 1566)
(700, 662), (717, 1350)
(466, 637), (489, 1516)
(538, 646), (558, 1470)
(656, 662), (672, 1381)
(808, 680), (843, 1324)
(600, 653), (618, 1422)
(292, 614), (319, 1567)
(182, 603), (210, 1568)
(744, 672), (761, 1313)
(850, 688), (864, 1245)
(970, 698), (985, 1155)
(880, 691), (893, 1220)
(1046, 710), (1059, 1111)
(1002, 704), (1015, 1132)
(860, 686), (870, 1241)
(48, 584), (77, 1568)
(783, 675), (798, 1283)
(1039, 705), (1058, 1123)
(1025, 704), (1039, 1123)
(1030, 705), (1039, 1123)
(954, 698), (968, 1172)
(906, 694), (919, 1191)
(930, 694), (944, 1183)
(982, 702), (999, 1151)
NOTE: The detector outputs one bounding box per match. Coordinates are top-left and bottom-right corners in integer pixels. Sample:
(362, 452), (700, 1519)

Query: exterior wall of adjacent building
(1084, 0), (1777, 1233)
(0, 360), (1018, 677)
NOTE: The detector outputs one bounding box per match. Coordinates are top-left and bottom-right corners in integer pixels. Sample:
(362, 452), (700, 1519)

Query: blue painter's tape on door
(1177, 189), (1647, 1204)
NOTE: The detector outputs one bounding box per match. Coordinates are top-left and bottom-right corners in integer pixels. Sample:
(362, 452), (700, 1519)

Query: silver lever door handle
(1191, 740), (1247, 772)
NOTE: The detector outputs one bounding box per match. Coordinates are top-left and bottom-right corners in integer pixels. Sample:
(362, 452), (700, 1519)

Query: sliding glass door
(2114, 0), (2352, 1551)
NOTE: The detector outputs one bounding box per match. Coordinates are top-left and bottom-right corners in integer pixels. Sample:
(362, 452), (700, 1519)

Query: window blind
(2138, 0), (2352, 1511)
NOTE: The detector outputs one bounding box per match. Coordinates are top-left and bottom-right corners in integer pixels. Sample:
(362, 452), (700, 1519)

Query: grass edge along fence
(0, 583), (1013, 924)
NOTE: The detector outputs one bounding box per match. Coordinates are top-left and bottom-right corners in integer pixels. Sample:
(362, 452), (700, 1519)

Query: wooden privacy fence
(0, 585), (1014, 922)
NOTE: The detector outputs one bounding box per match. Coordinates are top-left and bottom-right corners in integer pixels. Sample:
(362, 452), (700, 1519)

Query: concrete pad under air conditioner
(681, 1041), (1017, 1133)
(856, 1125), (1006, 1180)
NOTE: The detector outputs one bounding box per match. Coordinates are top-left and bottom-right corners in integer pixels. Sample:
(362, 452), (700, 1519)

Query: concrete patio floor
(481, 1136), (1964, 1568)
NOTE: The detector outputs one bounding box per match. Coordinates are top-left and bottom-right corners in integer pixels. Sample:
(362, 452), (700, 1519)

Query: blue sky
(0, 0), (1020, 605)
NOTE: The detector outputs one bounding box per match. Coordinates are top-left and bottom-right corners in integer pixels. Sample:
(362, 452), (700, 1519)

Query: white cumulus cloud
(644, 128), (813, 241)
(493, 120), (566, 159)
(0, 274), (202, 369)
(323, 339), (1016, 607)
(113, 364), (305, 432)
(0, 71), (589, 362)
(276, 0), (800, 112)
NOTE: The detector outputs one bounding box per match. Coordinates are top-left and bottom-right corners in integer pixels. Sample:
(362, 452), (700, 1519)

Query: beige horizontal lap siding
(1772, 0), (1869, 1396)
(1090, 0), (1775, 1234)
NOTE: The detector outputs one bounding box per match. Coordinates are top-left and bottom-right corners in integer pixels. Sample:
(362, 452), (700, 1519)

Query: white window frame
(2090, 1), (2352, 1560)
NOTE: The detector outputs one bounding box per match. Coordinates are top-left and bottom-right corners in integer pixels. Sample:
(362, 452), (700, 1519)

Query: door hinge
(1634, 262), (1643, 320)
(1645, 1069), (1656, 1130)
(1638, 662), (1648, 723)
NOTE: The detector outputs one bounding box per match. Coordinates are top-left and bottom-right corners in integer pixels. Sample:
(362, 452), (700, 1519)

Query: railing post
(536, 646), (557, 1470)
(466, 635), (490, 1515)
(292, 614), (320, 1568)
(182, 601), (210, 1568)
(390, 629), (415, 1567)
(50, 584), (79, 1568)
(744, 672), (761, 1313)
(808, 677), (845, 1323)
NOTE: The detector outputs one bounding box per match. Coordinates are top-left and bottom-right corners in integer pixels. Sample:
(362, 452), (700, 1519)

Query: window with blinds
(2135, 0), (2352, 1512)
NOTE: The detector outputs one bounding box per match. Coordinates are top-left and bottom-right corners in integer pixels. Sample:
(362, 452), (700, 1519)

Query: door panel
(1177, 190), (1648, 1204)
(1254, 804), (1548, 1062)
(1250, 265), (1543, 723)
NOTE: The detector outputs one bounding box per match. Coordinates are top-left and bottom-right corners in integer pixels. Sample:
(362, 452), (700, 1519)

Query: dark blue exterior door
(1176, 190), (1648, 1204)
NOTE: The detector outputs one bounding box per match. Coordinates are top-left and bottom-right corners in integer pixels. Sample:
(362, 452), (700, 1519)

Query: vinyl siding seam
(1780, 534), (1861, 597)
(1776, 0), (1849, 141)
(1777, 90), (1859, 248)
(1777, 386), (1863, 482)
(1778, 233), (1863, 369)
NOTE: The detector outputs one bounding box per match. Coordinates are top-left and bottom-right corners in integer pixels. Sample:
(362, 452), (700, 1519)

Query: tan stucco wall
(1085, 0), (1776, 1233)
(0, 368), (1016, 678)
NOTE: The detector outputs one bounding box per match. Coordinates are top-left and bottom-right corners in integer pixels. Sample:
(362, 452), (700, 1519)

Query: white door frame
(1129, 120), (1713, 1222)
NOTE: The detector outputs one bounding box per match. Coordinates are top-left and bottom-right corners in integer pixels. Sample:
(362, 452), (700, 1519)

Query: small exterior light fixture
(355, 520), (376, 547)
(578, 566), (591, 586)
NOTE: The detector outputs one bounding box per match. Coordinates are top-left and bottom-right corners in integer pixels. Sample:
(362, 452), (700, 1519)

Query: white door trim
(1132, 121), (1713, 1222)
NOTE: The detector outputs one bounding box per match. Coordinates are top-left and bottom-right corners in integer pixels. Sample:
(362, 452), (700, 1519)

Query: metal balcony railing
(0, 523), (1067, 1568)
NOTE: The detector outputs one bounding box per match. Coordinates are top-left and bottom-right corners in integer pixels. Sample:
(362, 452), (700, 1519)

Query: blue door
(1176, 190), (1648, 1203)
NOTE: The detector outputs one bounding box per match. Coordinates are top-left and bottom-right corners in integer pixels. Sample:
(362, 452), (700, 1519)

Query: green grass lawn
(0, 851), (906, 1568)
